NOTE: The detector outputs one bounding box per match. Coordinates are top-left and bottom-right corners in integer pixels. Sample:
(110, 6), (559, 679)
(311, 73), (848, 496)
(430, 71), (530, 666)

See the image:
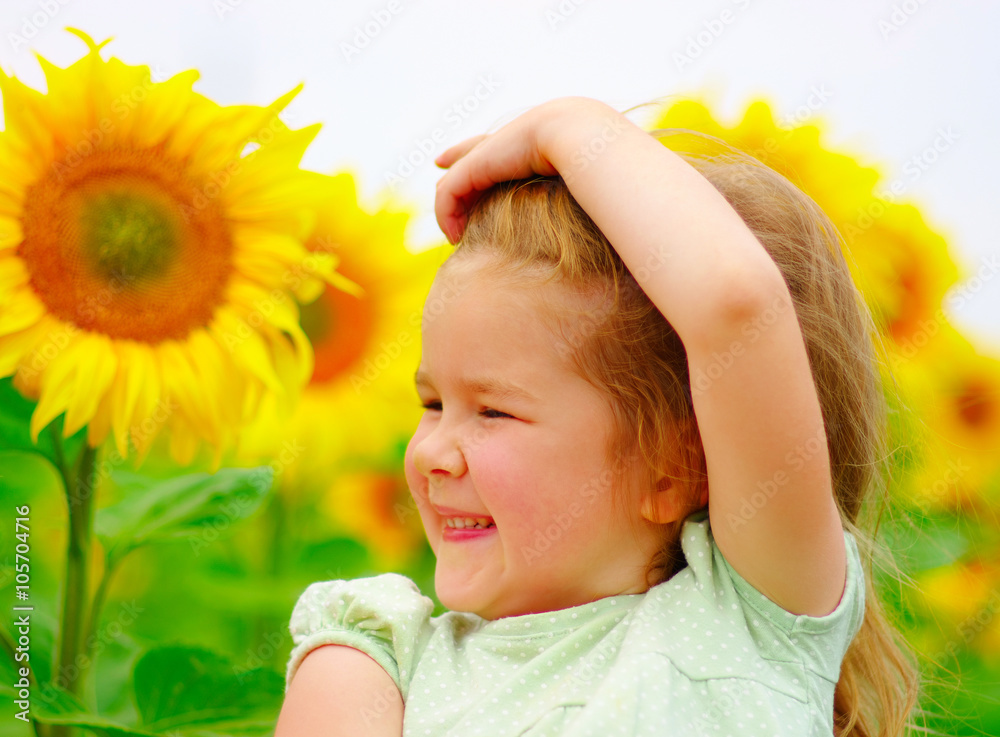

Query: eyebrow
(414, 369), (538, 402)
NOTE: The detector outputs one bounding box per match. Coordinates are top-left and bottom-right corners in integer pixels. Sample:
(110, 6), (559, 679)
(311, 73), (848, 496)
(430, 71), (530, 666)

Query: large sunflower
(0, 30), (357, 466)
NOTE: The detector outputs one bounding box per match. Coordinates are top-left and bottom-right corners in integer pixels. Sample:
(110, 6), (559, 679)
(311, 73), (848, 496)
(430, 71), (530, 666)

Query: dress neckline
(451, 591), (645, 637)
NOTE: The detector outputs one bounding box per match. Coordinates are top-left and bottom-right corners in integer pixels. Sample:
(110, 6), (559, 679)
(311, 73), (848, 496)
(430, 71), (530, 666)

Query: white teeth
(444, 517), (494, 530)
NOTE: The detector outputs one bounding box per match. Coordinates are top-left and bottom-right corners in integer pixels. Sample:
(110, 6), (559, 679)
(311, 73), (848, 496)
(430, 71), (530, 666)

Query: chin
(435, 572), (476, 614)
(434, 571), (498, 618)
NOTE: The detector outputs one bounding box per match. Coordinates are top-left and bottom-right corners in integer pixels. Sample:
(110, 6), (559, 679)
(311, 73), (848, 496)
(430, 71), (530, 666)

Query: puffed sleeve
(284, 572), (435, 700)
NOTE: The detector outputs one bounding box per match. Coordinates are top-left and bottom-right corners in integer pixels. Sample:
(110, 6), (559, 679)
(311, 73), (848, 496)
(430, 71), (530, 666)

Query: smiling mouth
(444, 517), (495, 530)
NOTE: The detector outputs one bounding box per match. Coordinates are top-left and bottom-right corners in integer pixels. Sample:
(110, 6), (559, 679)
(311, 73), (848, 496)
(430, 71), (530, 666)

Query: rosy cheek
(472, 446), (548, 525)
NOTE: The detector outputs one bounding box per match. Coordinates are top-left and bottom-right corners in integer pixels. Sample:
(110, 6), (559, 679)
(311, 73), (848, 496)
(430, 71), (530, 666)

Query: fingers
(435, 134), (488, 169)
(435, 179), (473, 245)
(433, 130), (543, 243)
(435, 137), (488, 243)
(435, 159), (487, 245)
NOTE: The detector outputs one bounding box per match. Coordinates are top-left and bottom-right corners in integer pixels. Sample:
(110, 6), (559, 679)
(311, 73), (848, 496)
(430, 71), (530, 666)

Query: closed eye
(480, 407), (513, 419)
(419, 402), (513, 419)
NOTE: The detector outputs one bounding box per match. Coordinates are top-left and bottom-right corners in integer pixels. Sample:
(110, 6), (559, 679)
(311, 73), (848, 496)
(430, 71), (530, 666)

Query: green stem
(56, 442), (98, 699)
(81, 556), (118, 670)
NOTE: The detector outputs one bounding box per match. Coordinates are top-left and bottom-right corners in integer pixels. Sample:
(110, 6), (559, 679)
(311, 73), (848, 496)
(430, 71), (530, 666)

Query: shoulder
(630, 512), (865, 678)
(291, 573), (433, 634)
(570, 524), (867, 735)
(707, 512), (864, 640)
(670, 511), (864, 613)
(286, 573), (435, 698)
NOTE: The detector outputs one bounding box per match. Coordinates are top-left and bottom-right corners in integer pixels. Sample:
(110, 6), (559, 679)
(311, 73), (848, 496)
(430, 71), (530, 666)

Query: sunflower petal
(128, 362), (168, 465)
(61, 332), (118, 437)
(0, 324), (42, 378)
(126, 70), (202, 149)
(109, 341), (154, 457)
(29, 335), (85, 442)
(181, 329), (228, 444)
(156, 339), (218, 440)
(0, 217), (23, 251)
(264, 296), (314, 385)
(0, 256), (29, 295)
(0, 289), (46, 337)
(87, 381), (115, 450)
(210, 307), (285, 394)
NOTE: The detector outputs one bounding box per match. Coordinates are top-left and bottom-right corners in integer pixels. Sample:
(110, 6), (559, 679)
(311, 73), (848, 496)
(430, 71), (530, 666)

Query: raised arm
(434, 97), (847, 617)
(275, 645), (404, 737)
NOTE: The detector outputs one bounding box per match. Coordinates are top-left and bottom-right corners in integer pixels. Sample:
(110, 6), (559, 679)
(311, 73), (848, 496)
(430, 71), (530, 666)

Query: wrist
(535, 98), (640, 183)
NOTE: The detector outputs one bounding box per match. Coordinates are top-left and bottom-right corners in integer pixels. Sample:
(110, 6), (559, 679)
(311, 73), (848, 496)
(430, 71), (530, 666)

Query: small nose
(411, 417), (468, 479)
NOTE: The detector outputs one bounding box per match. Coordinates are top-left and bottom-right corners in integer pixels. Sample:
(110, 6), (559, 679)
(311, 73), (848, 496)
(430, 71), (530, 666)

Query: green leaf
(30, 682), (157, 736)
(133, 646), (283, 733)
(95, 466), (274, 564)
(0, 608), (57, 689)
(34, 714), (158, 737)
(0, 450), (64, 504)
(0, 376), (86, 473)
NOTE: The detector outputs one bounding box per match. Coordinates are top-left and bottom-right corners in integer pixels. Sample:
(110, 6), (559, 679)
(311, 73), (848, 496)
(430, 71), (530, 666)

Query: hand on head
(433, 104), (567, 244)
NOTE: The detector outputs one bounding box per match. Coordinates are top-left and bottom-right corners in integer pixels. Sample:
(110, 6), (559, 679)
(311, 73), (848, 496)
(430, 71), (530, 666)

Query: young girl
(275, 97), (919, 736)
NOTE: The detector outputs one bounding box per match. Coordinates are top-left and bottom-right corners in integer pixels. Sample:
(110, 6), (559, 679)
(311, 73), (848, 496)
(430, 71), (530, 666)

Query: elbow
(724, 266), (791, 322)
(700, 261), (793, 346)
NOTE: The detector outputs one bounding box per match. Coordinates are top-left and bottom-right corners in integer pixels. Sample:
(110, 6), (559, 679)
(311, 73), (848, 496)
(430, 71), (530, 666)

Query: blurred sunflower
(651, 100), (960, 342)
(892, 326), (1000, 511)
(318, 466), (427, 569)
(0, 30), (357, 466)
(236, 172), (447, 559)
(652, 98), (1000, 497)
(920, 559), (996, 621)
(917, 558), (1000, 659)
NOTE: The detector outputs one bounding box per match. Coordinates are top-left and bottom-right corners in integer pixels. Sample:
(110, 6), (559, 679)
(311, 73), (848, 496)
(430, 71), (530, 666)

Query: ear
(640, 476), (689, 525)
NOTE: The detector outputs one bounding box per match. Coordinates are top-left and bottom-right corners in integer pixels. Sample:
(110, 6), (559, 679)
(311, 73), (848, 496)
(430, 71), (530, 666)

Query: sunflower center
(81, 190), (178, 283)
(18, 146), (235, 343)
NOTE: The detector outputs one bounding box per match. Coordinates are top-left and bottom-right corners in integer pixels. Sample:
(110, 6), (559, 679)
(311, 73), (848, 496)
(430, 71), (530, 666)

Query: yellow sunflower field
(0, 30), (997, 737)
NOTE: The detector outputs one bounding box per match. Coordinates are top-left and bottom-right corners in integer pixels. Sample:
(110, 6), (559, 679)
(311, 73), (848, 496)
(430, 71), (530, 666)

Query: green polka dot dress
(286, 510), (865, 735)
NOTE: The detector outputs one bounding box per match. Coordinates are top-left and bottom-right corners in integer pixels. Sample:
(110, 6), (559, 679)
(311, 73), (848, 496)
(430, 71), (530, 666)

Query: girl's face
(404, 253), (663, 620)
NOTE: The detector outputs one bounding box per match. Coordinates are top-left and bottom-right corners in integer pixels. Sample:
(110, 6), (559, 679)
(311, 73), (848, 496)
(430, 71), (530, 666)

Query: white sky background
(2, 0), (998, 349)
